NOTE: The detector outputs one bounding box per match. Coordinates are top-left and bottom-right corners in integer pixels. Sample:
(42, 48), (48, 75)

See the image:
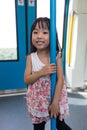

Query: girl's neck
(37, 49), (50, 56)
(37, 48), (50, 55)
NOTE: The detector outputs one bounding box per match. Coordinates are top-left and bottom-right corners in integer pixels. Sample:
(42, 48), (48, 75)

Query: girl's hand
(48, 101), (60, 119)
(40, 64), (56, 76)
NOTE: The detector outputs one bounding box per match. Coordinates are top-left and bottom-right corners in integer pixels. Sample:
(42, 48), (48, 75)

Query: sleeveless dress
(26, 52), (69, 124)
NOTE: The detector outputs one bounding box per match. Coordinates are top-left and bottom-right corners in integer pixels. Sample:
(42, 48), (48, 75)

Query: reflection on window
(0, 0), (17, 61)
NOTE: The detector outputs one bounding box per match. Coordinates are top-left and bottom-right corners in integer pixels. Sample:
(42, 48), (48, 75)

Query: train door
(0, 0), (36, 91)
(0, 0), (26, 91)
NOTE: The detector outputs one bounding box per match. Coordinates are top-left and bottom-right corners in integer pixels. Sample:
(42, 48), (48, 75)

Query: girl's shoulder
(26, 54), (32, 66)
(27, 52), (36, 59)
(26, 53), (37, 69)
(27, 52), (38, 65)
(26, 54), (31, 60)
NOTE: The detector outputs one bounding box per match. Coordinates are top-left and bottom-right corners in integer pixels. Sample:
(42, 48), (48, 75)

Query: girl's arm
(53, 55), (64, 103)
(24, 54), (56, 85)
(48, 55), (64, 118)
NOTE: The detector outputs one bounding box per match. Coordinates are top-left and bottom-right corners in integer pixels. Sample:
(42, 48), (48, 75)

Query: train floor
(0, 89), (87, 130)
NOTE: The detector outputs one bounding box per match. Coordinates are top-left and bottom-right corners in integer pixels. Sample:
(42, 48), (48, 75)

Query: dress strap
(31, 52), (45, 72)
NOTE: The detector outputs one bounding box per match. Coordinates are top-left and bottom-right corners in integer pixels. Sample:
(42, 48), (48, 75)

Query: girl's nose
(37, 32), (43, 38)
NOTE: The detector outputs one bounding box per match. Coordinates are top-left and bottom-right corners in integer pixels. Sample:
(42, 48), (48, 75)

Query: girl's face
(32, 22), (50, 51)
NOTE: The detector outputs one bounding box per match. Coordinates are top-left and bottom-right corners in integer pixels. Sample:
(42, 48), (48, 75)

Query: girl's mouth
(36, 41), (44, 45)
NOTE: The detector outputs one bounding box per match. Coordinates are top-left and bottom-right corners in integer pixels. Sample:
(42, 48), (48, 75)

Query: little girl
(24, 17), (72, 130)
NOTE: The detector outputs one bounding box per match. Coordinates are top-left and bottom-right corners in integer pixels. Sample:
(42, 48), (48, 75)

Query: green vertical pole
(62, 0), (70, 75)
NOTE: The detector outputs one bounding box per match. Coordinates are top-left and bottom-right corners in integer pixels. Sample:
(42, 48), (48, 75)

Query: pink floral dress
(26, 52), (69, 124)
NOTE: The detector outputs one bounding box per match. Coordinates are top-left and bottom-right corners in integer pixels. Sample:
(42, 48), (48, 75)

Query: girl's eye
(43, 31), (49, 34)
(32, 31), (38, 34)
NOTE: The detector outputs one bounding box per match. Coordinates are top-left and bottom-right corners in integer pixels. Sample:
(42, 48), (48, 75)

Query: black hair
(30, 17), (61, 54)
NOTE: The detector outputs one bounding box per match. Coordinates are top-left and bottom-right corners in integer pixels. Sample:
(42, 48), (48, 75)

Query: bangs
(37, 21), (49, 30)
(32, 17), (50, 31)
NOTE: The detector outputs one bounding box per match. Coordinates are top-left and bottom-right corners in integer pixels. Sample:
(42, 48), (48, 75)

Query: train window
(0, 0), (17, 61)
(37, 0), (50, 18)
(36, 0), (65, 47)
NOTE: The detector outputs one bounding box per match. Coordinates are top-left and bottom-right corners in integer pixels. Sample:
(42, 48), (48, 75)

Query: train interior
(0, 0), (87, 130)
